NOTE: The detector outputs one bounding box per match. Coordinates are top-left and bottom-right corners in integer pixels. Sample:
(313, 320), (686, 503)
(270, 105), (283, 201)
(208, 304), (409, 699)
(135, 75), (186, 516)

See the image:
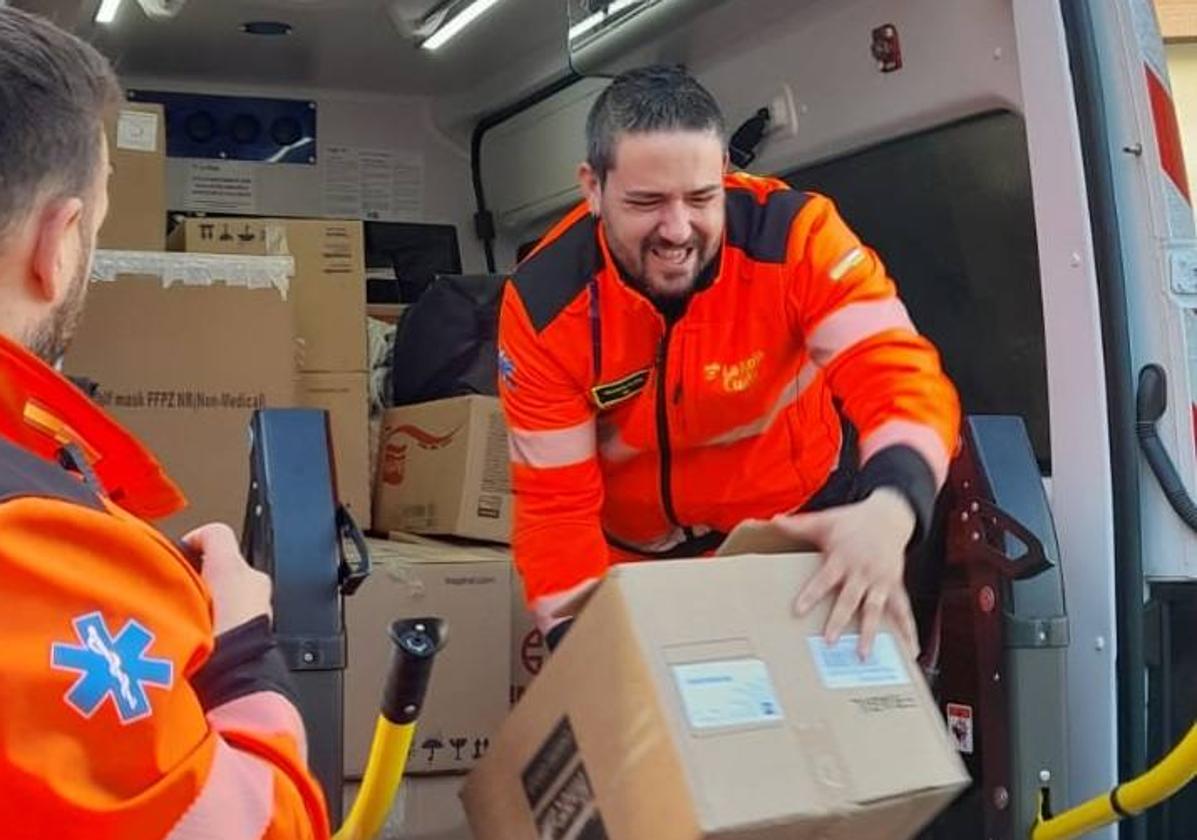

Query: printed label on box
(522, 718), (608, 840)
(672, 658), (785, 730)
(806, 633), (911, 690)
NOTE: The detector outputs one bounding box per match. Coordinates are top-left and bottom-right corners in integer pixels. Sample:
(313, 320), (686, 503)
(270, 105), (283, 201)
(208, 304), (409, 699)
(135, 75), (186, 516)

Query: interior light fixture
(95, 0), (124, 24)
(420, 0), (506, 51)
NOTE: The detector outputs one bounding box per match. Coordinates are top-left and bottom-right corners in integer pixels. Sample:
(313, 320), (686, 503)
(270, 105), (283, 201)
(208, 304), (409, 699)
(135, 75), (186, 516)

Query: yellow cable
(1033, 724), (1197, 840)
(333, 717), (416, 840)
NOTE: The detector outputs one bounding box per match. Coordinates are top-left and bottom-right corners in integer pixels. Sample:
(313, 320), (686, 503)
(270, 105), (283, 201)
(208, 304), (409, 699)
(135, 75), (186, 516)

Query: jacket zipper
(656, 322), (683, 529)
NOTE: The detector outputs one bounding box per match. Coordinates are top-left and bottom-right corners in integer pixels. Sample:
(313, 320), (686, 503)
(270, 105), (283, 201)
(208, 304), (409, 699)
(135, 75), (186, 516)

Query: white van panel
(488, 0), (1025, 257)
(1013, 1), (1117, 825)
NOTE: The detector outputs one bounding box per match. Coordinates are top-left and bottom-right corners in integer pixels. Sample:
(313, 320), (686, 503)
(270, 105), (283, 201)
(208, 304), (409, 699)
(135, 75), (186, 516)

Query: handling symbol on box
(421, 737), (444, 762)
(473, 737), (490, 760)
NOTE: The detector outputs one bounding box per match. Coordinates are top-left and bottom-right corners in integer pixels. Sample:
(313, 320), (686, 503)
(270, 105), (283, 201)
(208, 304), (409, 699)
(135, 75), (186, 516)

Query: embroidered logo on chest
(704, 351), (765, 393)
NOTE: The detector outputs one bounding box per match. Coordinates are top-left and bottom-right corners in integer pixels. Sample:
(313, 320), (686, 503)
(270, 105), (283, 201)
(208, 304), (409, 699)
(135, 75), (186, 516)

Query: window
(784, 111), (1051, 471)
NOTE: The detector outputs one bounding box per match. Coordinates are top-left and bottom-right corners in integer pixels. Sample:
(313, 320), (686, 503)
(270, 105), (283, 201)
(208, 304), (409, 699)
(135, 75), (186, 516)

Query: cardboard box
(64, 272), (296, 537)
(344, 537), (511, 777)
(462, 524), (969, 840)
(99, 102), (166, 251)
(169, 218), (367, 372)
(344, 775), (471, 840)
(298, 372), (371, 530)
(510, 571), (544, 706)
(373, 396), (512, 544)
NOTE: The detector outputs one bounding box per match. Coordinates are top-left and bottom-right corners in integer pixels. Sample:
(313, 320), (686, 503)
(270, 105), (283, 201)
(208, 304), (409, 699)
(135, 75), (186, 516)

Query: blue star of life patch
(50, 612), (174, 724)
(498, 347), (517, 389)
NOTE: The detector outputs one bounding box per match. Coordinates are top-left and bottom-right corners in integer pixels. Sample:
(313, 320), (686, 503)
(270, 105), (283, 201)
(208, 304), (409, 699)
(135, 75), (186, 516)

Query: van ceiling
(14, 0), (570, 97)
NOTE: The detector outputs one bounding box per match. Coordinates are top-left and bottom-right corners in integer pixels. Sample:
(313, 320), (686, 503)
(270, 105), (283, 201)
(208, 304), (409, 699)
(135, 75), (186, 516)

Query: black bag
(390, 274), (505, 405)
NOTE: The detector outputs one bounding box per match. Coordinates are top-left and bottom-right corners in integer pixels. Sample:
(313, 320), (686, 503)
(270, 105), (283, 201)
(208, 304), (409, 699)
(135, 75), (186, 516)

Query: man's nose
(656, 201), (693, 245)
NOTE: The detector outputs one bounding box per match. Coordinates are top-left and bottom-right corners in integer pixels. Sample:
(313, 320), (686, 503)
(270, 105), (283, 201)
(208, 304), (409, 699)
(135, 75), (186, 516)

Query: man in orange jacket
(0, 9), (328, 838)
(500, 65), (960, 659)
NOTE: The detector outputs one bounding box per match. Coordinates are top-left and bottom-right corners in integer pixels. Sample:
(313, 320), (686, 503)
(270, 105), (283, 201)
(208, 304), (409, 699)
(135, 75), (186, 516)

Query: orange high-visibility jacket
(499, 173), (961, 632)
(0, 334), (330, 839)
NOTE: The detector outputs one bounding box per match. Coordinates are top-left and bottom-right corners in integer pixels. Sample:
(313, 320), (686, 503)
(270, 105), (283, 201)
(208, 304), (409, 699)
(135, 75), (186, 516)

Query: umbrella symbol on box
(421, 737), (444, 762)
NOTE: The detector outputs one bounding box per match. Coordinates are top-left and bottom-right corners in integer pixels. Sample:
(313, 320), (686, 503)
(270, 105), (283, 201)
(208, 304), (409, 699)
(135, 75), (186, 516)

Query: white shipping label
(672, 658), (784, 730)
(117, 109), (159, 153)
(806, 633), (910, 690)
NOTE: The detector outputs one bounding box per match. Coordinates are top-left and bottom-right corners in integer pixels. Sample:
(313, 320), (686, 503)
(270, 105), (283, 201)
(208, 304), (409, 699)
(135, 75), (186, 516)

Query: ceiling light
(95, 0), (123, 24)
(420, 0), (506, 51)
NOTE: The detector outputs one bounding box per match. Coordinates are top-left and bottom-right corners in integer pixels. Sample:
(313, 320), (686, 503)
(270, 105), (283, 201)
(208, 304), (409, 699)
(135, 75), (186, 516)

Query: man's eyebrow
(623, 184), (722, 200)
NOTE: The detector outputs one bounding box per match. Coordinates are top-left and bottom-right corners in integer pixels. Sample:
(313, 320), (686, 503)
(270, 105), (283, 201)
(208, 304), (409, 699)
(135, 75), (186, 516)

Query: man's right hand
(182, 523), (273, 636)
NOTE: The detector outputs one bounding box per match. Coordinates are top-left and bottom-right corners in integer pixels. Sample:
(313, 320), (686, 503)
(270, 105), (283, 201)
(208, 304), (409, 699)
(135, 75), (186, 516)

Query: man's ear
(722, 151), (731, 173)
(31, 197), (85, 305)
(577, 162), (602, 217)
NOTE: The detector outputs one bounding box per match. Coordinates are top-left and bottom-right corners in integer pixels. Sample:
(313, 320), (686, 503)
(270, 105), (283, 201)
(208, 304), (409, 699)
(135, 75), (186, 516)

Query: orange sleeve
(498, 282), (610, 632)
(787, 194), (961, 526)
(0, 498), (329, 840)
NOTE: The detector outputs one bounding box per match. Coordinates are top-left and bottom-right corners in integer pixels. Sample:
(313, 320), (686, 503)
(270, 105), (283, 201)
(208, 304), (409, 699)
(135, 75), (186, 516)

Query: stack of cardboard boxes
(66, 100), (373, 538)
(166, 217), (372, 531)
(344, 394), (534, 837)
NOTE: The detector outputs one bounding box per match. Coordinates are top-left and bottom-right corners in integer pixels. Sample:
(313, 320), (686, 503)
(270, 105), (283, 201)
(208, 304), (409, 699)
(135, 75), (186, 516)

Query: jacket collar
(0, 333), (185, 520)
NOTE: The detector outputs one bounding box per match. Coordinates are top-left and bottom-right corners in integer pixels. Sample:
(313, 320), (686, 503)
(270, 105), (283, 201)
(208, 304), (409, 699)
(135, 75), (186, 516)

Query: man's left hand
(772, 488), (918, 660)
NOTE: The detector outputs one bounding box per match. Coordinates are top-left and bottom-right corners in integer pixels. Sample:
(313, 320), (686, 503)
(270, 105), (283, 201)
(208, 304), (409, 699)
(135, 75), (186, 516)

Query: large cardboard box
(373, 396), (512, 544)
(99, 102), (166, 251)
(344, 537), (511, 777)
(510, 571), (544, 706)
(169, 218), (367, 372)
(297, 372), (371, 530)
(64, 269), (296, 538)
(462, 525), (969, 840)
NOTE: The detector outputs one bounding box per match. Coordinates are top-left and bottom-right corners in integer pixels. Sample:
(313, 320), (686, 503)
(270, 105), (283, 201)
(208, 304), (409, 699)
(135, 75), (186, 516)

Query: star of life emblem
(51, 612), (174, 724)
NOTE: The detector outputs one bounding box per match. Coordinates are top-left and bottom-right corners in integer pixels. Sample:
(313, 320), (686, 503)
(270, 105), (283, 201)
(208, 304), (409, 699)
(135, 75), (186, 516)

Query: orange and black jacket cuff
(191, 615), (299, 711)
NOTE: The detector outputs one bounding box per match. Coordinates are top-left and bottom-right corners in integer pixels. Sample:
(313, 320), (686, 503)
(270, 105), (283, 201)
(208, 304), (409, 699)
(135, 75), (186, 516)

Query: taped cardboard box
(169, 218), (367, 372)
(373, 396), (512, 544)
(344, 536), (510, 777)
(297, 372), (371, 530)
(462, 521), (969, 840)
(63, 256), (296, 538)
(99, 102), (166, 251)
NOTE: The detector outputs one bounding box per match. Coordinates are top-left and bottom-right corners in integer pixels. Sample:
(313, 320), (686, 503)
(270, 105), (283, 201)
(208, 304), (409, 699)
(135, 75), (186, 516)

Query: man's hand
(181, 523), (273, 636)
(773, 488), (918, 660)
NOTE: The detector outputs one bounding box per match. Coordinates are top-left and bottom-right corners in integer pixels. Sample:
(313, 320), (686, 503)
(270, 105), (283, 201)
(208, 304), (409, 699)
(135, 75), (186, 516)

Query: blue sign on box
(128, 90), (317, 165)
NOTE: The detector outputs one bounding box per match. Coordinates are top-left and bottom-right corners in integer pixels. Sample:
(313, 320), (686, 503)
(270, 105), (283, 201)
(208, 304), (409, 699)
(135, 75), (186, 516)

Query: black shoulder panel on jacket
(725, 187), (810, 264)
(512, 214), (600, 332)
(0, 436), (104, 512)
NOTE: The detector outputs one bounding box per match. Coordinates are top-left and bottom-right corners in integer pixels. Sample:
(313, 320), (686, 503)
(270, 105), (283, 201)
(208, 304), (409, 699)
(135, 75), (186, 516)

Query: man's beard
(618, 231), (717, 303)
(27, 244), (91, 365)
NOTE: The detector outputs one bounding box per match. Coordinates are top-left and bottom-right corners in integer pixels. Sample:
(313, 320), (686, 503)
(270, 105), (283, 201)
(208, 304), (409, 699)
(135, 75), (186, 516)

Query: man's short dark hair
(586, 64), (726, 183)
(0, 7), (120, 240)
